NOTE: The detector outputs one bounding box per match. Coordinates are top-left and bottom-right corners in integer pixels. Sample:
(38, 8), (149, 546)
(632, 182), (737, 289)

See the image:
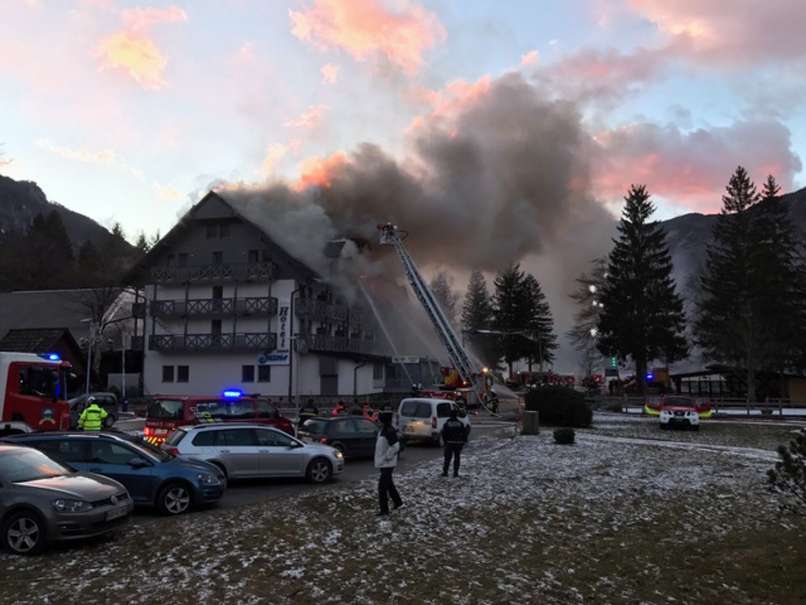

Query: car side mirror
(128, 457), (150, 468)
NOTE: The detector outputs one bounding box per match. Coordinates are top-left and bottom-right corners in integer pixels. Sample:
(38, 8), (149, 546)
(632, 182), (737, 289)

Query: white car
(658, 397), (701, 431)
(396, 398), (471, 446)
(162, 423), (344, 483)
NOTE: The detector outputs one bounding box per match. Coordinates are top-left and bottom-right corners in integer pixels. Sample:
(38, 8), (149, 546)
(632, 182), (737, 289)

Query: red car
(144, 390), (294, 445)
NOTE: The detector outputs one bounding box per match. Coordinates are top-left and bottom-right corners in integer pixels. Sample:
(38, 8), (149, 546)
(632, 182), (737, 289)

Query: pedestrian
(78, 396), (108, 431)
(331, 400), (347, 416)
(374, 411), (403, 516)
(298, 398), (319, 431)
(362, 401), (378, 423)
(441, 408), (469, 477)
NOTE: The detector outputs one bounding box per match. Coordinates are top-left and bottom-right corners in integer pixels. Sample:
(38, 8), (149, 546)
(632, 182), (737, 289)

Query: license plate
(106, 505), (128, 521)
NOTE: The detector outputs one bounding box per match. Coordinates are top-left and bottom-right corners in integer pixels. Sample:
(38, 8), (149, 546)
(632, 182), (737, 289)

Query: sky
(2, 0), (806, 242)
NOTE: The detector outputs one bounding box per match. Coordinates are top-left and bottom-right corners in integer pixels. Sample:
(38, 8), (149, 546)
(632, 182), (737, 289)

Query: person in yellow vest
(78, 396), (108, 431)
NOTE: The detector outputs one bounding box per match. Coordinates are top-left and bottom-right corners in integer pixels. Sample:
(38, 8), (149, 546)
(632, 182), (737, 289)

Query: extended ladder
(378, 224), (486, 405)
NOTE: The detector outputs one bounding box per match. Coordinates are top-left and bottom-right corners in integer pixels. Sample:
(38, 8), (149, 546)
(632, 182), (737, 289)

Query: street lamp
(588, 284), (597, 294)
(80, 318), (96, 396)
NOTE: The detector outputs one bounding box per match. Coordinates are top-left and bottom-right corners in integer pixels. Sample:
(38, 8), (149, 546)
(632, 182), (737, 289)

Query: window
(258, 365), (271, 382)
(212, 286), (223, 299)
(162, 365), (174, 383)
(211, 319), (222, 336)
(194, 400), (228, 420)
(372, 362), (384, 381)
(167, 254), (175, 265)
(192, 430), (217, 446)
(256, 429), (294, 447)
(27, 439), (91, 464)
(177, 365), (189, 383)
(226, 400), (254, 419)
(217, 429), (257, 447)
(400, 400), (431, 418)
(147, 399), (183, 420)
(219, 223), (230, 238)
(19, 366), (58, 397)
(356, 419), (379, 434)
(242, 365), (255, 383)
(212, 251), (223, 265)
(206, 223), (217, 239)
(0, 450), (69, 482)
(178, 253), (188, 267)
(90, 441), (137, 465)
(248, 249), (259, 264)
(436, 403), (452, 418)
(255, 400), (278, 419)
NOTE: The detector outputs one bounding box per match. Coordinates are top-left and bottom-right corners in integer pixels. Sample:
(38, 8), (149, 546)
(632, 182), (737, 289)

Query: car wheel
(3, 510), (46, 555)
(157, 483), (193, 515)
(306, 458), (332, 483)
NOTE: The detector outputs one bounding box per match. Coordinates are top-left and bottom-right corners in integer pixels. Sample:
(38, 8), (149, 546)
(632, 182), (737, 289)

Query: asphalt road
(112, 417), (513, 513)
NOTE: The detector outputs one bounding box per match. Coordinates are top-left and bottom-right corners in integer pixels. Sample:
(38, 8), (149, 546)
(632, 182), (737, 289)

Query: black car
(6, 432), (225, 515)
(298, 416), (379, 459)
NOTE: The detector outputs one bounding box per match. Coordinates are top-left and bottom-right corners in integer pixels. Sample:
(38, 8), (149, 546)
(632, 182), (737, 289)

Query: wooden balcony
(150, 297), (277, 319)
(148, 332), (277, 353)
(308, 334), (373, 355)
(296, 299), (349, 322)
(150, 262), (273, 284)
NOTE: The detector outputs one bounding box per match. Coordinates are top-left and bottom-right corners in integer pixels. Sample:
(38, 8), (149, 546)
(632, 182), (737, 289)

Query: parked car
(297, 416), (380, 459)
(162, 423), (343, 483)
(144, 392), (294, 445)
(68, 392), (119, 429)
(656, 396), (701, 430)
(0, 443), (132, 555)
(396, 398), (471, 446)
(7, 432), (225, 515)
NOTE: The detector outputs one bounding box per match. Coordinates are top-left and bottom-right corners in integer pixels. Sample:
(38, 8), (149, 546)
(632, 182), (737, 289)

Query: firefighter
(78, 396), (108, 431)
(298, 399), (319, 431)
(441, 408), (469, 478)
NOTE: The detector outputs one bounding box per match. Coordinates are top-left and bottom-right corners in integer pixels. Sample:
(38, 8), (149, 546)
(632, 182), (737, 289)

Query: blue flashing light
(39, 353), (61, 361)
(646, 373), (654, 381)
(222, 389), (243, 399)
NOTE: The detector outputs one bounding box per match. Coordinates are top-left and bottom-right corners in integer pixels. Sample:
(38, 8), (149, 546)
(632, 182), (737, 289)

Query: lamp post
(287, 286), (303, 409)
(80, 318), (96, 396)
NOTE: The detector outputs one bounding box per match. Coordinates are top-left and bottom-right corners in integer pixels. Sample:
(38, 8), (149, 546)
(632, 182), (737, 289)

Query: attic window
(206, 223), (217, 239)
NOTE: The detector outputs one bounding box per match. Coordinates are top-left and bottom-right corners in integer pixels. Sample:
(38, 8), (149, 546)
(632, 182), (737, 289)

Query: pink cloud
(289, 0), (446, 74)
(591, 119), (802, 211)
(96, 30), (168, 90)
(520, 49), (539, 66)
(628, 0), (806, 65)
(294, 151), (349, 190)
(321, 62), (340, 84)
(122, 5), (187, 31)
(261, 143), (289, 176)
(409, 76), (493, 133)
(285, 105), (329, 130)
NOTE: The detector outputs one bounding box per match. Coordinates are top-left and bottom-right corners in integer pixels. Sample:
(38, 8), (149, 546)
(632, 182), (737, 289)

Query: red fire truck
(0, 352), (73, 435)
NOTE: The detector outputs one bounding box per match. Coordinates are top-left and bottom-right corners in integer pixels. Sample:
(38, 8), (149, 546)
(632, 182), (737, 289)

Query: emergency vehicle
(0, 351), (73, 435)
(644, 395), (713, 422)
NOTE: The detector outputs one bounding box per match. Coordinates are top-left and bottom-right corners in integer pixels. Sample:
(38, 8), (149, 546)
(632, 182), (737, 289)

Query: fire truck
(0, 352), (73, 436)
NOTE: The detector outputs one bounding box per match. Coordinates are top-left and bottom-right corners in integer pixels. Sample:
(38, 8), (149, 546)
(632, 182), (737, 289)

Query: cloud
(289, 0), (446, 74)
(294, 152), (349, 190)
(35, 138), (145, 180)
(121, 5), (187, 31)
(285, 105), (329, 130)
(321, 62), (340, 84)
(261, 143), (289, 176)
(590, 118), (803, 211)
(520, 49), (539, 66)
(153, 183), (184, 201)
(627, 0), (806, 65)
(409, 76), (493, 133)
(96, 31), (168, 89)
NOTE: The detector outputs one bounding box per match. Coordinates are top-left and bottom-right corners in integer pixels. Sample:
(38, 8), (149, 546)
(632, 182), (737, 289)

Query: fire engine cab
(0, 351), (72, 436)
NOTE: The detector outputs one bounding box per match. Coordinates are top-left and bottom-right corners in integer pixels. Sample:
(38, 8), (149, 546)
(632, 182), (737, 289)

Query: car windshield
(301, 419), (327, 434)
(664, 397), (694, 407)
(0, 449), (71, 483)
(147, 399), (184, 420)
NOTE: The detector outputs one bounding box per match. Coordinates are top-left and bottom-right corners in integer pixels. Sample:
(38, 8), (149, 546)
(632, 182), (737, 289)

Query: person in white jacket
(374, 412), (403, 516)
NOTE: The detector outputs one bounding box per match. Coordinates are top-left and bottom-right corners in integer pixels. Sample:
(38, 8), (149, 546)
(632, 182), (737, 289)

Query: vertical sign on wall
(258, 300), (290, 366)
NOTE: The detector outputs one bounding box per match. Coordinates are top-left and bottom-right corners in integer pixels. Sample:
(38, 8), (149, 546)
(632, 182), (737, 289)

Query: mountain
(660, 186), (806, 299)
(0, 174), (132, 250)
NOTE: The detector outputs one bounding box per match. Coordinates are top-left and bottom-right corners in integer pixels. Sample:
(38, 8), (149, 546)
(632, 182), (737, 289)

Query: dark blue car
(7, 432), (225, 515)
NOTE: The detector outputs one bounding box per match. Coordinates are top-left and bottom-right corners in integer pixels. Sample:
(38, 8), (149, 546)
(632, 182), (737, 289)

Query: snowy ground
(2, 428), (804, 605)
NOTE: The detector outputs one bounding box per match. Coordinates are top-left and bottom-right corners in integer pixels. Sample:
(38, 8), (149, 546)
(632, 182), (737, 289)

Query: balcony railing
(150, 297), (277, 319)
(148, 332), (277, 353)
(308, 334), (374, 355)
(296, 299), (349, 322)
(150, 262), (273, 284)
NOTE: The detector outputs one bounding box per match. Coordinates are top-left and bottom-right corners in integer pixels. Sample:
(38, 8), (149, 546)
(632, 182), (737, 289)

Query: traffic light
(609, 356), (617, 369)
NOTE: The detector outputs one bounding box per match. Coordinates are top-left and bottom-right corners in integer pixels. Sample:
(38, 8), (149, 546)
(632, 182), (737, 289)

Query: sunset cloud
(122, 5), (187, 31)
(294, 151), (348, 190)
(320, 63), (340, 84)
(261, 143), (289, 176)
(289, 0), (445, 74)
(153, 182), (184, 202)
(520, 49), (539, 66)
(96, 31), (168, 89)
(35, 138), (145, 180)
(409, 76), (493, 133)
(591, 118), (802, 211)
(627, 0), (806, 65)
(285, 105), (329, 130)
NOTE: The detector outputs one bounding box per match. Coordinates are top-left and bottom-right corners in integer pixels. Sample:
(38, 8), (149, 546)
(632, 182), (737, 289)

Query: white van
(396, 398), (471, 446)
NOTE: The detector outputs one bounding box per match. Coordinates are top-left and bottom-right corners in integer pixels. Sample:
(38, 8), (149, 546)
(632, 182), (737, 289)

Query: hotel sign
(258, 300), (290, 366)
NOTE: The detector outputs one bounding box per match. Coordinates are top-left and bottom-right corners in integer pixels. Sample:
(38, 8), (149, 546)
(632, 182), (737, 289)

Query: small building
(671, 366), (806, 403)
(131, 191), (440, 403)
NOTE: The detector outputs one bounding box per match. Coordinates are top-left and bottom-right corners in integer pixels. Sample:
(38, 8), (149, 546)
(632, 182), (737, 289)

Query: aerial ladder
(378, 223), (497, 413)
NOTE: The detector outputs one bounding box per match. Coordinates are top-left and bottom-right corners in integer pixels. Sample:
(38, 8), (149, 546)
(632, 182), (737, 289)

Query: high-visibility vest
(79, 404), (108, 431)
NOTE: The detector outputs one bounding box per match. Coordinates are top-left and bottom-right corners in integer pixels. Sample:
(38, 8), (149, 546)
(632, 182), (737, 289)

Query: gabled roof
(0, 327), (79, 354)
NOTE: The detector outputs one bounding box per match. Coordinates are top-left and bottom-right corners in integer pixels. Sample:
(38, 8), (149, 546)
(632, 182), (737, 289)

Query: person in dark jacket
(374, 411), (402, 516)
(298, 399), (319, 431)
(441, 408), (469, 477)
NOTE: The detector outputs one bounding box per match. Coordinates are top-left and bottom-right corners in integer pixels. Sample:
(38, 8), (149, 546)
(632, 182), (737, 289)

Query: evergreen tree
(429, 271), (459, 327)
(148, 229), (161, 249)
(597, 185), (688, 394)
(22, 211), (75, 288)
(523, 274), (557, 371)
(492, 263), (531, 376)
(568, 258), (607, 374)
(697, 167), (805, 401)
(77, 240), (102, 285)
(135, 232), (150, 254)
(461, 270), (498, 369)
(761, 174), (781, 200)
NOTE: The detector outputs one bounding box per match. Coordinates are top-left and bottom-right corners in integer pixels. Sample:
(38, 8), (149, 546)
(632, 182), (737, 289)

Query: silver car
(163, 423), (344, 483)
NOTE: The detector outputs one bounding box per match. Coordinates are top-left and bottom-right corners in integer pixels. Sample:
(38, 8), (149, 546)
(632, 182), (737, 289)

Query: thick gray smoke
(221, 73), (617, 370)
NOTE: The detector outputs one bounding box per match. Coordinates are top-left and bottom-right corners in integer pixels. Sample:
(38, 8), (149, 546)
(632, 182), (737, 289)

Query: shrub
(554, 427), (575, 445)
(524, 386), (592, 428)
(768, 429), (806, 510)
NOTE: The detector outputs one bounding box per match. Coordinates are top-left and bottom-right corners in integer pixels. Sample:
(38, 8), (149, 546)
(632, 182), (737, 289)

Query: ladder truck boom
(378, 223), (491, 407)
